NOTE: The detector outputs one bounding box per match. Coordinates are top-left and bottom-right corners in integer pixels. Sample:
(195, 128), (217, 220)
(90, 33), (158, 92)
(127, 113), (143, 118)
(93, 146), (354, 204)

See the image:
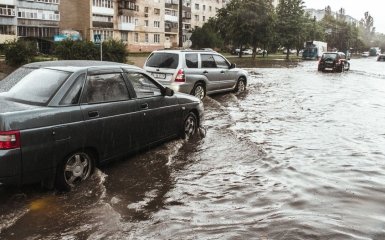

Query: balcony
(18, 18), (59, 27)
(165, 27), (178, 33)
(165, 14), (178, 23)
(0, 7), (15, 17)
(92, 6), (114, 16)
(0, 17), (16, 25)
(118, 22), (135, 31)
(93, 21), (113, 29)
(2, 0), (16, 5)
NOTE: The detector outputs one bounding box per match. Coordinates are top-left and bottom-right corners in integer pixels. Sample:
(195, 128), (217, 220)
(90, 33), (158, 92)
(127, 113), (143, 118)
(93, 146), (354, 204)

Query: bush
(3, 39), (37, 67)
(54, 39), (128, 63)
(102, 39), (128, 63)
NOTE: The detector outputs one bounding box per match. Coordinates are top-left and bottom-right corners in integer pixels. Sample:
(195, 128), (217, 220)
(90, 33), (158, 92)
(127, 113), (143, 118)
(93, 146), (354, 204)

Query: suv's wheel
(56, 151), (95, 191)
(192, 83), (205, 100)
(234, 77), (246, 93)
(345, 62), (350, 71)
(183, 112), (197, 139)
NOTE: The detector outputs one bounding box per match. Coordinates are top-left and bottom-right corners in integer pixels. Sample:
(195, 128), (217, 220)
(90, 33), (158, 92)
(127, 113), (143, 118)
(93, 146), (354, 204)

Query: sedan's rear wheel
(56, 151), (94, 191)
(192, 83), (205, 100)
(183, 112), (197, 139)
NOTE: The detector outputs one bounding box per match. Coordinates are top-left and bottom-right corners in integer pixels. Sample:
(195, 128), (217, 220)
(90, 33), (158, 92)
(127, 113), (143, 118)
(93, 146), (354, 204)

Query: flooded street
(1, 57), (385, 239)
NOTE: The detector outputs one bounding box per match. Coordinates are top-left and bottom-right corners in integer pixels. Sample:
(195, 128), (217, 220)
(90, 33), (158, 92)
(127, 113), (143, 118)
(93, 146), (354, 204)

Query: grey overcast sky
(303, 0), (385, 34)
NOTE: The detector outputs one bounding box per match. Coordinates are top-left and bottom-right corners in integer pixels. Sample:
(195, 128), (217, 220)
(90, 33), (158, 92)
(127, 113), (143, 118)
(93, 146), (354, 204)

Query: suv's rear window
(145, 53), (179, 69)
(322, 53), (337, 60)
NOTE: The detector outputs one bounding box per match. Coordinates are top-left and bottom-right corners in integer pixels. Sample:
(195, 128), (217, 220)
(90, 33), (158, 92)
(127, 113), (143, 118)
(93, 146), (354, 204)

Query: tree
(359, 11), (375, 47)
(3, 39), (37, 67)
(241, 0), (275, 59)
(275, 0), (305, 59)
(190, 19), (223, 49)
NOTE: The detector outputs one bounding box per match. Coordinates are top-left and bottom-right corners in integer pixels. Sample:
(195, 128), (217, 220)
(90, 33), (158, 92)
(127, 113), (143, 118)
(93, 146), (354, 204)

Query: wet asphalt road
(1, 57), (385, 239)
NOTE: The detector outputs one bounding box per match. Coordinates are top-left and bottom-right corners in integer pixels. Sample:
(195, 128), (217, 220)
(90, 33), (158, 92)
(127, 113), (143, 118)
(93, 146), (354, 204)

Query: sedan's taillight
(175, 68), (185, 82)
(0, 131), (21, 149)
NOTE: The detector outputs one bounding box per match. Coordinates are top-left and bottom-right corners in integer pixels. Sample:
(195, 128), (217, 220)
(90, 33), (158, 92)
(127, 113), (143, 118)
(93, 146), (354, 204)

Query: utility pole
(178, 0), (183, 48)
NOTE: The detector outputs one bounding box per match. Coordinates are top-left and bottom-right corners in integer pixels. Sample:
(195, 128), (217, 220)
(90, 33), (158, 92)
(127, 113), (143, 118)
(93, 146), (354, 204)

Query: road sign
(94, 34), (102, 44)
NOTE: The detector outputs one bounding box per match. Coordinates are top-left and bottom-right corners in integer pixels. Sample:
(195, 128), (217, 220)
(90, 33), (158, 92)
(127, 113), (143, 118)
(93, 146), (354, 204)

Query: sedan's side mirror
(230, 63), (236, 69)
(163, 87), (174, 96)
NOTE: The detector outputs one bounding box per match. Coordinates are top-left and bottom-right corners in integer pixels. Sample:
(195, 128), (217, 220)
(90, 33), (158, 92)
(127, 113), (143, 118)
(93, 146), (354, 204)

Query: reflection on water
(1, 58), (385, 239)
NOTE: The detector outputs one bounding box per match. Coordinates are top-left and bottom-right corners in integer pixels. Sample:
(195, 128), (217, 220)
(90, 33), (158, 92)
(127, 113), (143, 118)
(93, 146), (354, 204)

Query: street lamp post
(178, 0), (183, 48)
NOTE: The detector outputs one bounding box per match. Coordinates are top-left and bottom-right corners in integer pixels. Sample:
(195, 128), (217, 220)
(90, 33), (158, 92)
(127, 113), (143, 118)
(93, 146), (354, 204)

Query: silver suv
(143, 50), (248, 100)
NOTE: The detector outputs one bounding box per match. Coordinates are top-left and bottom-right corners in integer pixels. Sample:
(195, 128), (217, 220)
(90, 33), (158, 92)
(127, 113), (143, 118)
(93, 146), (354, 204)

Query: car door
(79, 69), (141, 162)
(212, 54), (237, 89)
(123, 70), (181, 145)
(200, 53), (227, 92)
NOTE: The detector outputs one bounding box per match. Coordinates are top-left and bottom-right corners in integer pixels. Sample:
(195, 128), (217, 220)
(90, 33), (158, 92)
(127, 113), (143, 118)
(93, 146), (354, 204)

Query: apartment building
(0, 0), (17, 43)
(0, 0), (60, 53)
(1, 0), (225, 53)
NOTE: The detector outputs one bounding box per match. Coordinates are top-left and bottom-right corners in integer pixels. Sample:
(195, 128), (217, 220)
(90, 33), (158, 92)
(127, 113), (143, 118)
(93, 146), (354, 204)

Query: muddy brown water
(1, 57), (385, 239)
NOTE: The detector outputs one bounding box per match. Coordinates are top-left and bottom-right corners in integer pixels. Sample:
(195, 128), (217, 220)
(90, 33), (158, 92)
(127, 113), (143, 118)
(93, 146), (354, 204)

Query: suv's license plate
(153, 73), (166, 79)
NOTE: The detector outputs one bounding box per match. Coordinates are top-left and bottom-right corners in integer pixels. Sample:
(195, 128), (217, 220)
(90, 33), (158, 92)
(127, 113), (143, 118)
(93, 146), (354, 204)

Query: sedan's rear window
(4, 68), (70, 105)
(145, 53), (179, 69)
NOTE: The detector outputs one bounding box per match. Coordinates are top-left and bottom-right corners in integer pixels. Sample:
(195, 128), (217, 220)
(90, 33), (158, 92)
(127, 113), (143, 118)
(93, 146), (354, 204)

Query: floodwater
(1, 57), (385, 239)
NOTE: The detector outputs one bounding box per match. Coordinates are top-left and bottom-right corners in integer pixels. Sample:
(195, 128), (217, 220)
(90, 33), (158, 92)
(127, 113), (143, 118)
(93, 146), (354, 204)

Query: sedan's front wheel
(183, 112), (198, 139)
(56, 151), (95, 191)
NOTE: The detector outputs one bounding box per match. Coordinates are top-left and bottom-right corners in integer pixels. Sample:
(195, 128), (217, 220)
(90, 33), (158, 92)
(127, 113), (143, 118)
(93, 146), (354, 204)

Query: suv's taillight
(0, 131), (21, 149)
(175, 68), (185, 82)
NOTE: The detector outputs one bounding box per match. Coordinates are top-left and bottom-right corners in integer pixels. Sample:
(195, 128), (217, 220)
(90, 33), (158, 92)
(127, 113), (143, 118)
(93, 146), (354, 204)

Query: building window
(92, 0), (113, 8)
(121, 32), (128, 41)
(209, 6), (212, 11)
(203, 16), (205, 22)
(195, 4), (199, 10)
(144, 7), (149, 13)
(203, 5), (206, 11)
(135, 19), (139, 26)
(134, 32), (139, 42)
(194, 15), (199, 21)
(93, 29), (113, 41)
(154, 34), (160, 43)
(145, 33), (149, 43)
(144, 20), (148, 27)
(154, 21), (160, 28)
(154, 8), (160, 15)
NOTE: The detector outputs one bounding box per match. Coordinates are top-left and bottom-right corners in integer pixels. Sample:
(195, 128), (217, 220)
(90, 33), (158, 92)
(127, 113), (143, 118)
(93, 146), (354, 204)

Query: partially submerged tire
(183, 112), (198, 139)
(191, 83), (205, 100)
(234, 77), (247, 93)
(56, 151), (94, 191)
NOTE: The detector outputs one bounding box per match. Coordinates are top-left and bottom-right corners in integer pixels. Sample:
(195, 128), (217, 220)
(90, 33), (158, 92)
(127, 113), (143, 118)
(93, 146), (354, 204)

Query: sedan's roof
(23, 60), (141, 71)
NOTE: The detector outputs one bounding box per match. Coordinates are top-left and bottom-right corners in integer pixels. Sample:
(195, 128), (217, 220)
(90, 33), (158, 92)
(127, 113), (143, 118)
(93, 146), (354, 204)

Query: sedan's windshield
(4, 68), (71, 105)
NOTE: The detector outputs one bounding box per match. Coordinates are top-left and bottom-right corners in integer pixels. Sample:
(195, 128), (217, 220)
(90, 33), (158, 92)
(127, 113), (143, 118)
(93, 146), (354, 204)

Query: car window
(145, 52), (179, 69)
(213, 55), (230, 69)
(186, 53), (198, 68)
(4, 68), (70, 105)
(85, 73), (129, 104)
(125, 72), (162, 98)
(60, 73), (85, 105)
(322, 53), (337, 60)
(201, 54), (217, 68)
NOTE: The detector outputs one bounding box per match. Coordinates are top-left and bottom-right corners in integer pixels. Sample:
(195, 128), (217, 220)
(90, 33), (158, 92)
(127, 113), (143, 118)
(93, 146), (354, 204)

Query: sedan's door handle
(220, 70), (225, 74)
(203, 71), (208, 74)
(140, 103), (149, 109)
(88, 111), (99, 118)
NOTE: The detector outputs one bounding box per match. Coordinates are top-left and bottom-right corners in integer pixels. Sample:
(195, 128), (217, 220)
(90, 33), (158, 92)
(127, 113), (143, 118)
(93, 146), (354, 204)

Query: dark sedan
(0, 61), (204, 190)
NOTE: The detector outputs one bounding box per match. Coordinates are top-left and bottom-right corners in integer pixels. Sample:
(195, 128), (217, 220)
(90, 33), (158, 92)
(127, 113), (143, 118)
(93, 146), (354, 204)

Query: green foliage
(191, 20), (223, 49)
(3, 39), (37, 67)
(102, 39), (129, 63)
(54, 39), (128, 63)
(276, 0), (305, 59)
